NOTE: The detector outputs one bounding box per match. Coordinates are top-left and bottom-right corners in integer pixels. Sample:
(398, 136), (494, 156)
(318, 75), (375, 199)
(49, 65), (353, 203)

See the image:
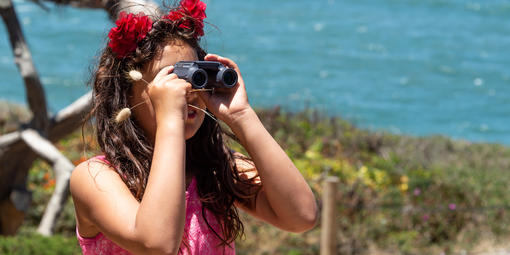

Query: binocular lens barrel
(191, 69), (208, 89)
(217, 68), (237, 88)
(174, 61), (238, 89)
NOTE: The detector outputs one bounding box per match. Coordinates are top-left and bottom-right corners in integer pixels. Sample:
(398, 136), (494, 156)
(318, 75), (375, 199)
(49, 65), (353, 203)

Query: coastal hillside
(1, 101), (510, 254)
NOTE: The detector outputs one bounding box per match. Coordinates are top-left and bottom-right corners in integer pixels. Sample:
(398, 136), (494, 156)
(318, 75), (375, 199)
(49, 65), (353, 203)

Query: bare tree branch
(30, 0), (161, 21)
(20, 129), (75, 236)
(0, 91), (91, 235)
(0, 91), (91, 148)
(0, 131), (21, 151)
(48, 91), (92, 142)
(0, 0), (49, 133)
(111, 0), (160, 19)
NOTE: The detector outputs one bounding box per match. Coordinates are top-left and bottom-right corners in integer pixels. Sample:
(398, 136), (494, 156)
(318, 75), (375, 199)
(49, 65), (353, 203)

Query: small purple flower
(413, 188), (421, 196)
(422, 214), (429, 221)
(448, 203), (456, 210)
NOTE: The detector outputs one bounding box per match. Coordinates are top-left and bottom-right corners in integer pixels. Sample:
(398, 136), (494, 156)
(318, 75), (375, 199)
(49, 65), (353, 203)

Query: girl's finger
(184, 81), (193, 92)
(158, 73), (179, 85)
(205, 54), (245, 89)
(205, 54), (240, 73)
(153, 65), (174, 84)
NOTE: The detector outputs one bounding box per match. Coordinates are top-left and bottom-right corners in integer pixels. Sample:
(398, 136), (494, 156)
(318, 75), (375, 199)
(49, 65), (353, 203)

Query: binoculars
(173, 61), (238, 89)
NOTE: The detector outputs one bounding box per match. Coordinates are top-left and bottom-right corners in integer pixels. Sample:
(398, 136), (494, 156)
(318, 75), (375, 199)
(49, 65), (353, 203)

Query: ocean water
(1, 0), (509, 144)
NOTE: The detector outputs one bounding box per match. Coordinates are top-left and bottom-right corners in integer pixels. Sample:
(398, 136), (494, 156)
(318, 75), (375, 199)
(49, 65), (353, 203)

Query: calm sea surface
(1, 0), (509, 144)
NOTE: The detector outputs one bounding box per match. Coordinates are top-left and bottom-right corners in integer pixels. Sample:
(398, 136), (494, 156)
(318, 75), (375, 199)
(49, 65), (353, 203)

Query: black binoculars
(173, 61), (238, 89)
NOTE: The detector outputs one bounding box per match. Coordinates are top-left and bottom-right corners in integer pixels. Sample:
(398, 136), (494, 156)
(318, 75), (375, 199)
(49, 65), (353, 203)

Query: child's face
(128, 40), (206, 142)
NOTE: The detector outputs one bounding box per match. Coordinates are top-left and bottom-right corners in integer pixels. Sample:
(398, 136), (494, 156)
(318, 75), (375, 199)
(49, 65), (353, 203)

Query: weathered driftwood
(0, 0), (155, 235)
(1, 0), (51, 235)
(21, 129), (75, 236)
(32, 0), (161, 20)
(0, 0), (48, 133)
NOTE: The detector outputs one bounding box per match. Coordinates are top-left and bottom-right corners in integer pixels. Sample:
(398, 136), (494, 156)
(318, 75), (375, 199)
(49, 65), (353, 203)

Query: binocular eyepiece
(173, 61), (238, 89)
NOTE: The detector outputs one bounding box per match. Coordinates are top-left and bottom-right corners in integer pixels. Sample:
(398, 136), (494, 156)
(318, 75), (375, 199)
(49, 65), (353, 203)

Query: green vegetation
(0, 227), (81, 255)
(2, 102), (510, 254)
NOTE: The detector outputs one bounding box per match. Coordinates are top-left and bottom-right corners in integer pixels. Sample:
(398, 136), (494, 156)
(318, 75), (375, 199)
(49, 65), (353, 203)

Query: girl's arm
(230, 109), (318, 233)
(71, 66), (190, 255)
(199, 55), (318, 233)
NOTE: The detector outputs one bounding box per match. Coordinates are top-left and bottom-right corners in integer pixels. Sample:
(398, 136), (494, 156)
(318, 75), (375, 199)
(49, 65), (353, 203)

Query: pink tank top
(76, 155), (235, 255)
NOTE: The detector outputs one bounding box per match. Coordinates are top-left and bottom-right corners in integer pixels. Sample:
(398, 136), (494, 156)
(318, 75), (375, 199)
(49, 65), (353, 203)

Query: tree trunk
(0, 0), (50, 235)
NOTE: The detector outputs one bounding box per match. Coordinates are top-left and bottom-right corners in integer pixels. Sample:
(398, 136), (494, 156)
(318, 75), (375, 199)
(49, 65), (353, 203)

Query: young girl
(69, 0), (317, 254)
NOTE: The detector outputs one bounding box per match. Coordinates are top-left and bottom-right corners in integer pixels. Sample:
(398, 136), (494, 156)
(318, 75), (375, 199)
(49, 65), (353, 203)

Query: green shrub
(0, 232), (81, 255)
(7, 105), (510, 254)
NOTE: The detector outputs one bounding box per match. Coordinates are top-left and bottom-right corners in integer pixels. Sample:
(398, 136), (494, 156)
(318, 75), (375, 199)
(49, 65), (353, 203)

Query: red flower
(108, 12), (153, 58)
(182, 0), (206, 20)
(163, 0), (207, 38)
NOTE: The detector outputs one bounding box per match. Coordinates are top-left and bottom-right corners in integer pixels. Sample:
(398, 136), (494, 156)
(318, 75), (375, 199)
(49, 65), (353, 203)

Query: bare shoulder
(70, 158), (139, 235)
(70, 158), (126, 202)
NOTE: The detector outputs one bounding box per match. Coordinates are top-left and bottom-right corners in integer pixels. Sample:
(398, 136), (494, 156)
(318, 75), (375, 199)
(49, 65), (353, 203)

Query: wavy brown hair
(86, 6), (259, 249)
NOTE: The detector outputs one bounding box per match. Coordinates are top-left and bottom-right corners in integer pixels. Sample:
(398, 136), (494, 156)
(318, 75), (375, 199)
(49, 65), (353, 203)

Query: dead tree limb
(48, 91), (92, 141)
(0, 0), (48, 235)
(35, 0), (160, 20)
(20, 129), (75, 236)
(0, 0), (48, 133)
(0, 91), (92, 236)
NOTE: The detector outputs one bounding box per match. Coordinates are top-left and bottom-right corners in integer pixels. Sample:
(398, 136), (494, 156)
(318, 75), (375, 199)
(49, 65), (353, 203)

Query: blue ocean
(1, 0), (509, 144)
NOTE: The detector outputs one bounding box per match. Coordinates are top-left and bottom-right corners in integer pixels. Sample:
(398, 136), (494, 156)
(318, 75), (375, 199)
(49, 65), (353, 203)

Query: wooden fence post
(321, 176), (339, 255)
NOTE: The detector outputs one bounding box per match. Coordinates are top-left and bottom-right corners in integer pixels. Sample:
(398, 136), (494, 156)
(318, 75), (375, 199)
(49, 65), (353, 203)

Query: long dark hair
(87, 7), (259, 247)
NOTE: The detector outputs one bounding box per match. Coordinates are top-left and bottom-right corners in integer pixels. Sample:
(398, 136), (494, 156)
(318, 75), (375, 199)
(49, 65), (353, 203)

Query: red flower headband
(163, 0), (207, 37)
(108, 12), (152, 58)
(108, 0), (207, 59)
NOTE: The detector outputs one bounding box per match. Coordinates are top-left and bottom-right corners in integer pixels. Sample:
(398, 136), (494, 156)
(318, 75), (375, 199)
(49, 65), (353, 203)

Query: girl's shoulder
(70, 155), (132, 221)
(70, 156), (144, 252)
(71, 156), (116, 184)
(70, 155), (124, 194)
(70, 155), (127, 239)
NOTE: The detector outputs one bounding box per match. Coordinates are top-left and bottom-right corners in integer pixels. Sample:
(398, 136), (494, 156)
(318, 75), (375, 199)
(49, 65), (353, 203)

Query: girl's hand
(147, 66), (192, 124)
(198, 54), (252, 125)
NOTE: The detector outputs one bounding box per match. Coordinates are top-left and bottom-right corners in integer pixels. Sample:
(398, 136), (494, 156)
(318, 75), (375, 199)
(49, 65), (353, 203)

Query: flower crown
(108, 0), (207, 58)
